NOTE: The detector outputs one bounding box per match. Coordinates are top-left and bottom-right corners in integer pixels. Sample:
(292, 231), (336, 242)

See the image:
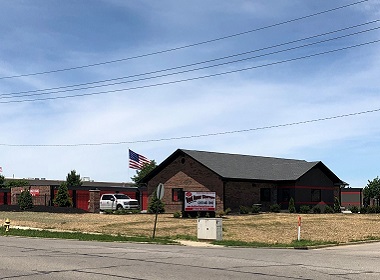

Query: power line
(1, 107), (379, 147)
(1, 38), (379, 104)
(0, 0), (369, 80)
(2, 19), (379, 99)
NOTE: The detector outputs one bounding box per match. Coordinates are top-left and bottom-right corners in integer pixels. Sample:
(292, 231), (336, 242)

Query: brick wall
(224, 182), (277, 211)
(11, 186), (51, 206)
(147, 154), (224, 213)
(88, 190), (100, 213)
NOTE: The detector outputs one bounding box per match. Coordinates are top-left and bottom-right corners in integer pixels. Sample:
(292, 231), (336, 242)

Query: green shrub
(18, 189), (33, 210)
(288, 197), (296, 213)
(147, 190), (165, 214)
(324, 205), (334, 213)
(102, 209), (140, 215)
(299, 205), (310, 214)
(53, 182), (72, 207)
(239, 205), (250, 214)
(114, 209), (140, 215)
(312, 206), (321, 214)
(251, 205), (261, 214)
(270, 204), (281, 213)
(367, 206), (377, 214)
(225, 208), (231, 215)
(349, 205), (359, 213)
(360, 207), (368, 214)
(173, 211), (181, 218)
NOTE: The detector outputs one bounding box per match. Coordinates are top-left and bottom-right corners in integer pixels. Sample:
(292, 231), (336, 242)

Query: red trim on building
(342, 202), (361, 205)
(341, 191), (361, 195)
(293, 201), (331, 205)
(278, 185), (336, 190)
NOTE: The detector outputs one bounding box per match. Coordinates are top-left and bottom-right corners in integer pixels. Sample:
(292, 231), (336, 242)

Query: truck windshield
(114, 194), (131, 199)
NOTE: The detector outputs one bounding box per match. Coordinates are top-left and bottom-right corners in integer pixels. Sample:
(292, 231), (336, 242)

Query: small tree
(288, 197), (296, 213)
(299, 205), (310, 214)
(18, 189), (33, 210)
(324, 205), (334, 213)
(270, 204), (281, 213)
(0, 175), (5, 188)
(147, 190), (165, 214)
(312, 206), (321, 214)
(54, 182), (72, 207)
(334, 196), (341, 213)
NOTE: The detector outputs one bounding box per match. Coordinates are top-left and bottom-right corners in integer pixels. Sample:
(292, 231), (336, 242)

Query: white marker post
(297, 216), (302, 241)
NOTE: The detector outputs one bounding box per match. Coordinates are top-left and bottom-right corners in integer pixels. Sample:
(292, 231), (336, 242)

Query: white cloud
(1, 0), (380, 187)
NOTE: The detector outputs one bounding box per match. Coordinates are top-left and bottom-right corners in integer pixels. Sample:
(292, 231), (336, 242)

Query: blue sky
(0, 0), (380, 187)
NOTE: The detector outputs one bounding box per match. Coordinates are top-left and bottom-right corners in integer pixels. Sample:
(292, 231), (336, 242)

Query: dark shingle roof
(181, 149), (320, 181)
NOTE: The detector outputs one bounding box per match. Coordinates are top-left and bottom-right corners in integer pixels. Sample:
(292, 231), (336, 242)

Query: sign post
(152, 183), (164, 239)
(297, 216), (302, 241)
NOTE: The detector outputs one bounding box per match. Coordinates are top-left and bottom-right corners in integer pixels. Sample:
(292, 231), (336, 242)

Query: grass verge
(212, 239), (339, 248)
(0, 228), (177, 245)
(0, 227), (339, 248)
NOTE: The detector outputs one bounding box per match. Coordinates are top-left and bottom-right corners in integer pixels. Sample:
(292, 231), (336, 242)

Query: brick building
(1, 178), (148, 212)
(140, 149), (346, 213)
(340, 188), (363, 209)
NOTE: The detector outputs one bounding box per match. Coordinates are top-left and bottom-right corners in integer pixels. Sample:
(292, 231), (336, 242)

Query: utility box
(197, 218), (223, 241)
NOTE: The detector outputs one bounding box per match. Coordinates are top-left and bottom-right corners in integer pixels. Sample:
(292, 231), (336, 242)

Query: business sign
(184, 191), (216, 211)
(29, 189), (40, 197)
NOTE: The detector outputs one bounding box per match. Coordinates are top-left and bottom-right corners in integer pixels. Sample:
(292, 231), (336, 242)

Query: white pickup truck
(100, 193), (140, 211)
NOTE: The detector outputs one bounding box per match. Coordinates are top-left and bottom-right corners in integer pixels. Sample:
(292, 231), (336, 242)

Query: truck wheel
(116, 204), (123, 210)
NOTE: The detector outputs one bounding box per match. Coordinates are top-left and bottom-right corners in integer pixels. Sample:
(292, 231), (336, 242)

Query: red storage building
(2, 178), (148, 212)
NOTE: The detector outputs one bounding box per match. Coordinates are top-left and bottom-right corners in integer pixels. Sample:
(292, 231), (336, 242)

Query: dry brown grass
(2, 212), (380, 244)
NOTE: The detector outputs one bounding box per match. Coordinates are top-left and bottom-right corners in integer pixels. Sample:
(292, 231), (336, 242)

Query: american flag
(129, 149), (151, 170)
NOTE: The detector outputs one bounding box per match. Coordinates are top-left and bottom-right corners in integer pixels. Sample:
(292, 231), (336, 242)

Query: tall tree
(66, 170), (82, 188)
(363, 176), (380, 202)
(0, 175), (5, 188)
(6, 179), (29, 188)
(131, 160), (157, 184)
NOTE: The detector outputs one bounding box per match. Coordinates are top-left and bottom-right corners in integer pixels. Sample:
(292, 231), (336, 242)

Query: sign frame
(184, 191), (216, 212)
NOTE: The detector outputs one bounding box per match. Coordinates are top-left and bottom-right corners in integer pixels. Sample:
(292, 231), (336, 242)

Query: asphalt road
(1, 236), (380, 279)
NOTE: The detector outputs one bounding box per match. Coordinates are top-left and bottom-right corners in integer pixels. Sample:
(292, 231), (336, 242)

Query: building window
(260, 188), (271, 202)
(311, 189), (321, 202)
(172, 188), (183, 202)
